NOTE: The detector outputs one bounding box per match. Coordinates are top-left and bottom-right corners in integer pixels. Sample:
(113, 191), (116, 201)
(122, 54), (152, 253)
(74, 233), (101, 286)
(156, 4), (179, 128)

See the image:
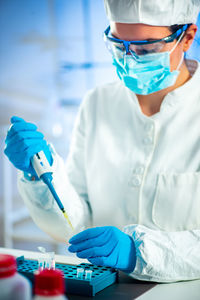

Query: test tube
(48, 252), (55, 270)
(45, 258), (50, 270)
(38, 247), (55, 270)
(38, 246), (46, 271)
(85, 270), (93, 281)
(51, 259), (55, 270)
(76, 268), (84, 279)
(38, 257), (45, 271)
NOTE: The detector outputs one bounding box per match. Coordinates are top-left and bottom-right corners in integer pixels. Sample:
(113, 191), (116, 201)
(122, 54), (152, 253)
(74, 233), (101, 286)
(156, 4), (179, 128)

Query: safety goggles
(104, 24), (188, 57)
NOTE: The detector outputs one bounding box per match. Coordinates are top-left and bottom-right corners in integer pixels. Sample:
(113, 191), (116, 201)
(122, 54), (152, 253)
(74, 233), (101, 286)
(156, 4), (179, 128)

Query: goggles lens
(105, 39), (166, 58)
(104, 25), (188, 58)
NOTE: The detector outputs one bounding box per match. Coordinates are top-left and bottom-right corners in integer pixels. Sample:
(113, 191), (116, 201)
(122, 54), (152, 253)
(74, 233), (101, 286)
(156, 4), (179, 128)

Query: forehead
(110, 22), (171, 40)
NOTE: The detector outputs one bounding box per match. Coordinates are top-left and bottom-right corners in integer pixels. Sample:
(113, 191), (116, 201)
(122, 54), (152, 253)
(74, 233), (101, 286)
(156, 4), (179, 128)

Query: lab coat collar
(125, 59), (200, 120)
(159, 59), (199, 111)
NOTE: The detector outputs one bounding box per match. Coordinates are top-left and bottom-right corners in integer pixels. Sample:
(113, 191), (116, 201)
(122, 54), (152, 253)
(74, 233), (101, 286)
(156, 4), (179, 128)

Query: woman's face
(110, 22), (196, 72)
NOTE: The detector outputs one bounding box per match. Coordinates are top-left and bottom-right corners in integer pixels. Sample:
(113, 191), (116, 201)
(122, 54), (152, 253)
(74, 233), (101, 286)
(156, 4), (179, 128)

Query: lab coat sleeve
(124, 224), (200, 282)
(17, 96), (92, 243)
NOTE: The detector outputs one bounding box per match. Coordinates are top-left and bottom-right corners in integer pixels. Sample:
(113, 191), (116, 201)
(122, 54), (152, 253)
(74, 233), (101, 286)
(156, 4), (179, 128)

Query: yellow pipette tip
(63, 211), (74, 230)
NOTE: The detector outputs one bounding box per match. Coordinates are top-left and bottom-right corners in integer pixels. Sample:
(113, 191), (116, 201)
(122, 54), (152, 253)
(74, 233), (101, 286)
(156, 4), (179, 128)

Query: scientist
(4, 0), (200, 282)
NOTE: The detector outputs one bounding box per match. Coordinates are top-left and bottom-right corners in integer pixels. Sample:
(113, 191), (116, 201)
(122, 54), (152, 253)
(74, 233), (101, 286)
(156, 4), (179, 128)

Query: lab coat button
(145, 123), (154, 132)
(143, 136), (152, 145)
(132, 176), (142, 187)
(135, 166), (144, 174)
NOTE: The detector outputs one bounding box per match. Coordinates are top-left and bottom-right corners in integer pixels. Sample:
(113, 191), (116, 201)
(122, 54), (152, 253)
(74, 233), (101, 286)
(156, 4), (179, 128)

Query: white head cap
(104, 0), (200, 26)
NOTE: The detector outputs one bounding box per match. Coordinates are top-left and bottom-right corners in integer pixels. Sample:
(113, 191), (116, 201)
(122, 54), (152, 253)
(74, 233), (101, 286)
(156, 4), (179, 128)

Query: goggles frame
(104, 24), (188, 54)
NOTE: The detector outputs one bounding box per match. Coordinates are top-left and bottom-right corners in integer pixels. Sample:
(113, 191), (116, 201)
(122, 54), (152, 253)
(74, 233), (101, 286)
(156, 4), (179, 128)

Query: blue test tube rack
(16, 256), (118, 297)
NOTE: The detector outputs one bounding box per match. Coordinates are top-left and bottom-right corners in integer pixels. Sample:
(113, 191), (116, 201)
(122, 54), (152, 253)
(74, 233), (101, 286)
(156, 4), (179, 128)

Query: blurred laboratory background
(0, 0), (200, 254)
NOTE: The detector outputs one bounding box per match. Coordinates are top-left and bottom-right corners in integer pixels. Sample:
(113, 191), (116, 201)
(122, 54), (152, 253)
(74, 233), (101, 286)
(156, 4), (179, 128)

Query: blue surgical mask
(112, 37), (184, 95)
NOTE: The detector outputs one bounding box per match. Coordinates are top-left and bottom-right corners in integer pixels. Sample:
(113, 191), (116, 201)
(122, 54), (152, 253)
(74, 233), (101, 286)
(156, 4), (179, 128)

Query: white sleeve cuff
(123, 224), (200, 282)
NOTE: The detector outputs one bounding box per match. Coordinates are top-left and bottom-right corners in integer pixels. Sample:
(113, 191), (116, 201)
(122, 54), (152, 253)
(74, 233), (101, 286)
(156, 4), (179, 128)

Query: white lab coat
(18, 59), (200, 282)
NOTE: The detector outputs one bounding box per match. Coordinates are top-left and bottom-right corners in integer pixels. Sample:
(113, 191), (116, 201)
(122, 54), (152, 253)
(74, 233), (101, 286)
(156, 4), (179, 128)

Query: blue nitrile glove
(68, 226), (136, 273)
(4, 116), (53, 177)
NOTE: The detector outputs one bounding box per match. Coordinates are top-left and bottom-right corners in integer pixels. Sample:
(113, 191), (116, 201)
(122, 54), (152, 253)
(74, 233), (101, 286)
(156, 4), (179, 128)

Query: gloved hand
(68, 226), (136, 273)
(4, 116), (52, 177)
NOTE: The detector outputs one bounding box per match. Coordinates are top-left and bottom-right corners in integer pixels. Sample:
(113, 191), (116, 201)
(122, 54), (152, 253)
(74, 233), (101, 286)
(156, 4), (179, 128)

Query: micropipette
(31, 150), (73, 230)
